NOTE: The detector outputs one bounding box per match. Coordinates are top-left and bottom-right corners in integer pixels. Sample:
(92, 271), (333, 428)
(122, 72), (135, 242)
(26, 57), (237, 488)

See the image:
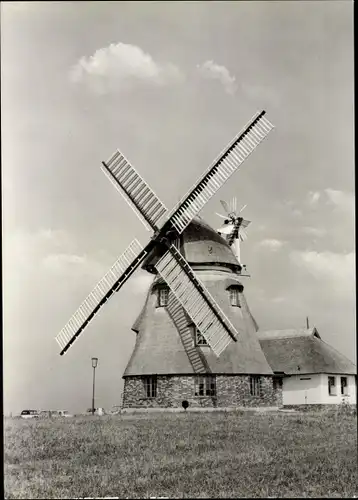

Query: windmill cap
(142, 216), (241, 273)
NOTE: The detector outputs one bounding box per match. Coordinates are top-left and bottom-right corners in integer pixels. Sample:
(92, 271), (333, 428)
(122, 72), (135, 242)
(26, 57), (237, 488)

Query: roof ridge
(312, 335), (356, 367)
(258, 328), (315, 340)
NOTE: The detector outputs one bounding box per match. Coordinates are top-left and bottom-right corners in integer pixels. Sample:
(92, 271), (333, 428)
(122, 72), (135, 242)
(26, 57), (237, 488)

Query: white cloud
(302, 226), (327, 237)
(42, 252), (109, 285)
(70, 42), (184, 94)
(307, 191), (321, 206)
(259, 238), (285, 251)
(197, 60), (237, 95)
(4, 228), (109, 279)
(305, 189), (354, 216)
(43, 252), (91, 269)
(42, 247), (154, 294)
(325, 188), (354, 214)
(4, 228), (72, 268)
(291, 250), (355, 294)
(43, 253), (86, 267)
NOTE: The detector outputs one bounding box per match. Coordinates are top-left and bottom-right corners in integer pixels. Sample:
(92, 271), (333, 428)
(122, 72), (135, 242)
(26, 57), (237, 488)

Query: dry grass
(4, 410), (357, 499)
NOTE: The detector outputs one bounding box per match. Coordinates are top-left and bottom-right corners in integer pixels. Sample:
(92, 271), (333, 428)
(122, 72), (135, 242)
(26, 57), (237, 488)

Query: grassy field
(4, 409), (357, 499)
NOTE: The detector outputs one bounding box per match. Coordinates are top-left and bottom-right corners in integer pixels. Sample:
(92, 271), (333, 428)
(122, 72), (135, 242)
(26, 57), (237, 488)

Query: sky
(2, 1), (355, 415)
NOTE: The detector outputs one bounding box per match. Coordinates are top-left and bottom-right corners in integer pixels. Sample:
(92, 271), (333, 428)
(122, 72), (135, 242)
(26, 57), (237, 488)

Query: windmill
(216, 197), (251, 266)
(55, 111), (274, 359)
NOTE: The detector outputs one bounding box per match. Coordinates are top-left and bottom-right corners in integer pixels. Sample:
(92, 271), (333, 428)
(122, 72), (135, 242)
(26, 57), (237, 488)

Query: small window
(157, 288), (169, 307)
(195, 327), (208, 346)
(273, 377), (283, 390)
(341, 377), (348, 396)
(143, 376), (157, 398)
(229, 288), (241, 307)
(195, 376), (216, 397)
(328, 376), (336, 396)
(250, 376), (262, 397)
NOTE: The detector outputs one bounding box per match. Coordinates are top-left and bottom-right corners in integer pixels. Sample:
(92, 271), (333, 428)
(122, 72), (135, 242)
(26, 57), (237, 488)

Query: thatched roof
(258, 329), (356, 375)
(258, 328), (321, 340)
(124, 268), (273, 376)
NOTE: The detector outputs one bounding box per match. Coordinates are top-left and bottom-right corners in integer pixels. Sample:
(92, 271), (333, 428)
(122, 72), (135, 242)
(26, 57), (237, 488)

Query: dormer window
(190, 323), (210, 346)
(195, 327), (209, 346)
(229, 287), (241, 307)
(157, 287), (169, 307)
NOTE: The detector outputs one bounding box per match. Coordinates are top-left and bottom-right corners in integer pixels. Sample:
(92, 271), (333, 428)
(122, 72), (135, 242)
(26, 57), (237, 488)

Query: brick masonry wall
(122, 375), (282, 408)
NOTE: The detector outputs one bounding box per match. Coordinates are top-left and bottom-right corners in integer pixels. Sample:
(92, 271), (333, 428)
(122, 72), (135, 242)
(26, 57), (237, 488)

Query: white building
(258, 328), (356, 406)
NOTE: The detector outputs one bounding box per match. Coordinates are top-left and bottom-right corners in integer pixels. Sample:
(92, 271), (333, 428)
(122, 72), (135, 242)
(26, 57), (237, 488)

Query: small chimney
(306, 316), (310, 329)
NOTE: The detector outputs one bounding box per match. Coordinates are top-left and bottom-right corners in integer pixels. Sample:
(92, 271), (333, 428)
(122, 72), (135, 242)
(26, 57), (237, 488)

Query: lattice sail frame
(101, 150), (167, 231)
(155, 245), (238, 357)
(55, 239), (146, 355)
(166, 111), (274, 234)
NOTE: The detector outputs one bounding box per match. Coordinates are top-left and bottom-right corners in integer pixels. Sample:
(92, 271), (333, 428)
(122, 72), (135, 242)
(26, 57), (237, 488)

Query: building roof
(142, 216), (240, 273)
(125, 268), (273, 376)
(259, 329), (356, 375)
(258, 328), (321, 340)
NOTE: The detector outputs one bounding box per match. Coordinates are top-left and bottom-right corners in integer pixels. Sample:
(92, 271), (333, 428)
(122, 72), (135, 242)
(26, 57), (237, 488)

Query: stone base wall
(122, 375), (281, 409)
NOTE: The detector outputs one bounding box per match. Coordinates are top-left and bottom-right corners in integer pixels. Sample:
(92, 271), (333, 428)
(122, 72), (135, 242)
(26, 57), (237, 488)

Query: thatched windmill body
(123, 216), (277, 408)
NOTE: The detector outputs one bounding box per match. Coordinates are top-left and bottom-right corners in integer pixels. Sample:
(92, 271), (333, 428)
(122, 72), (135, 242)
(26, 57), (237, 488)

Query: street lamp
(91, 357), (98, 415)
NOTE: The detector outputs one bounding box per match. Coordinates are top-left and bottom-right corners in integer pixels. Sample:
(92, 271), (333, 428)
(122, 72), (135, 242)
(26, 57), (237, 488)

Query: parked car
(52, 410), (73, 418)
(37, 410), (73, 418)
(61, 410), (73, 417)
(20, 410), (39, 419)
(86, 407), (105, 416)
(38, 410), (51, 418)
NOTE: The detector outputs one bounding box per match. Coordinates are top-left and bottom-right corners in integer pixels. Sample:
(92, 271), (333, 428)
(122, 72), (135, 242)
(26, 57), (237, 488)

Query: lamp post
(91, 357), (98, 415)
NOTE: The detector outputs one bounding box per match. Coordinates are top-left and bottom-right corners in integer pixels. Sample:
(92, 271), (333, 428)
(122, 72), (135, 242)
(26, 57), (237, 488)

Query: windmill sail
(102, 150), (167, 231)
(155, 244), (238, 357)
(166, 111), (274, 234)
(56, 239), (147, 355)
(216, 212), (228, 220)
(220, 200), (231, 214)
